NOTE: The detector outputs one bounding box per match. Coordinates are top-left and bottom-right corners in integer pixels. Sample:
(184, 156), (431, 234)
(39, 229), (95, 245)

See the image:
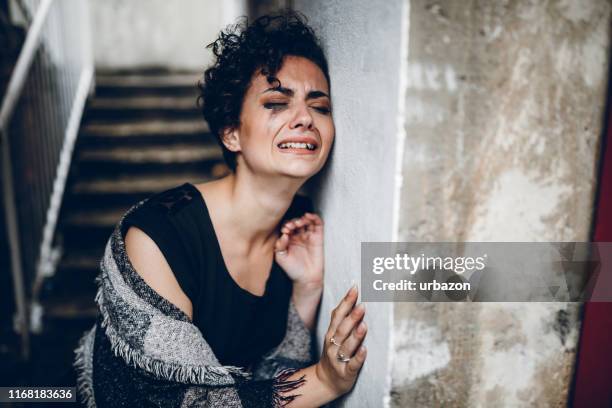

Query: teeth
(279, 142), (316, 150)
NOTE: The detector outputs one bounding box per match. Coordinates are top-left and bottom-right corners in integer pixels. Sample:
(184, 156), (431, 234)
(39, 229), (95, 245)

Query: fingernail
(359, 346), (366, 355)
(357, 322), (366, 334)
(356, 303), (365, 312)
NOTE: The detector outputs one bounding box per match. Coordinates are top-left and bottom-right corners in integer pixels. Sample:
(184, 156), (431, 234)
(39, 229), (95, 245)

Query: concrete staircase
(39, 71), (227, 323)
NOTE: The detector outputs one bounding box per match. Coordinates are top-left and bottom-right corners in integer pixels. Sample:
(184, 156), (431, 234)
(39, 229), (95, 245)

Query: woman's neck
(199, 169), (304, 254)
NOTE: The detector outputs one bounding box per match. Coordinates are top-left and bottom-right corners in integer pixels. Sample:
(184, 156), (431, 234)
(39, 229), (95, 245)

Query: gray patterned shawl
(73, 200), (315, 407)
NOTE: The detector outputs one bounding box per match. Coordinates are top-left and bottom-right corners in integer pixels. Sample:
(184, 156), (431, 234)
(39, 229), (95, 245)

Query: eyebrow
(263, 86), (329, 100)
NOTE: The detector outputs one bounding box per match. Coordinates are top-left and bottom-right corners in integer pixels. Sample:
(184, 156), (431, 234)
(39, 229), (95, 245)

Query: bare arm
(125, 226), (193, 319)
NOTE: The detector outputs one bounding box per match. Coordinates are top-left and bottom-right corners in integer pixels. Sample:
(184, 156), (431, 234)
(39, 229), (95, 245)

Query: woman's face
(227, 55), (335, 179)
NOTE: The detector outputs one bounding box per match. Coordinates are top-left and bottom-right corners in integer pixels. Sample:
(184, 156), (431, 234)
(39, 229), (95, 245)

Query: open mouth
(278, 142), (317, 151)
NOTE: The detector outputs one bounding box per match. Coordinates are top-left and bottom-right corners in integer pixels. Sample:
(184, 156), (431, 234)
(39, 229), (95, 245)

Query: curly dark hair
(198, 10), (330, 171)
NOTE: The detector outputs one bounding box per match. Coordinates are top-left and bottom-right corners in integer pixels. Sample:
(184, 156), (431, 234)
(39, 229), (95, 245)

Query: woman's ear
(221, 127), (241, 152)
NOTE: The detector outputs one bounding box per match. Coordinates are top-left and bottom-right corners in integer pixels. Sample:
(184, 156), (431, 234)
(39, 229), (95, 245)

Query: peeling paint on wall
(473, 303), (580, 406)
(392, 319), (451, 387)
(394, 0), (610, 406)
(469, 168), (573, 241)
(406, 63), (458, 92)
(391, 303), (479, 407)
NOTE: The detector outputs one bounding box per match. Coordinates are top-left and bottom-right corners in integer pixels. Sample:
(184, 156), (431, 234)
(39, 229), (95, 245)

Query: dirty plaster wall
(90, 0), (246, 70)
(393, 1), (611, 407)
(293, 0), (407, 406)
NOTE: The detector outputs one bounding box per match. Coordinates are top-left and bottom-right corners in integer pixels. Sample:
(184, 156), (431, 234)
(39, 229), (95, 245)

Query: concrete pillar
(294, 0), (407, 406)
(394, 1), (611, 406)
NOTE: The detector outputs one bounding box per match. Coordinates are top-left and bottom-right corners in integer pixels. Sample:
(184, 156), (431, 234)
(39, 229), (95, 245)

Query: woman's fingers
(327, 286), (359, 337)
(304, 212), (323, 226)
(281, 214), (317, 235)
(303, 213), (322, 232)
(338, 321), (367, 358)
(274, 233), (289, 253)
(331, 303), (365, 345)
(346, 346), (367, 376)
(319, 287), (367, 393)
(283, 217), (304, 231)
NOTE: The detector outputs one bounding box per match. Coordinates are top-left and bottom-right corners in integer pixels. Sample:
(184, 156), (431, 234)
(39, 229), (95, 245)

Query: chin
(277, 162), (323, 179)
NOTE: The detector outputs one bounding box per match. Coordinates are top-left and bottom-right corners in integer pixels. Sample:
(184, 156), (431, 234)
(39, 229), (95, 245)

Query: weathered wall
(293, 0), (407, 406)
(393, 1), (611, 407)
(90, 0), (246, 70)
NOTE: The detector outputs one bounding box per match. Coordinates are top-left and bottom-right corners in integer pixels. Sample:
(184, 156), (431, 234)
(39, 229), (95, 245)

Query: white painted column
(293, 1), (408, 406)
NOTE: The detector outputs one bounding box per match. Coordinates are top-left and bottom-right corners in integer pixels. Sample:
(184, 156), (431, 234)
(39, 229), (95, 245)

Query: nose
(289, 102), (314, 130)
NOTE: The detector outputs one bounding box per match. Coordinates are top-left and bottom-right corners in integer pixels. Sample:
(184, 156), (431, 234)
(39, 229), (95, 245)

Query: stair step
(72, 171), (221, 195)
(96, 73), (200, 88)
(64, 207), (129, 229)
(95, 73), (201, 97)
(59, 252), (101, 272)
(61, 191), (151, 212)
(81, 119), (209, 138)
(41, 254), (100, 302)
(43, 293), (98, 319)
(90, 95), (198, 110)
(61, 235), (109, 260)
(78, 143), (222, 165)
(86, 96), (200, 120)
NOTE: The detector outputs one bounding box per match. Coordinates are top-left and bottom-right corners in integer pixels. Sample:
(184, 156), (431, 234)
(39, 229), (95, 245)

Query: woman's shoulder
(137, 182), (201, 216)
(120, 182), (202, 226)
(119, 182), (206, 249)
(121, 182), (203, 308)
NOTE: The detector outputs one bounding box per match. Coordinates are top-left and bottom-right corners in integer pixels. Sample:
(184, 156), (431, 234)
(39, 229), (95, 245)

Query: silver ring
(336, 352), (350, 363)
(330, 337), (341, 347)
(276, 250), (287, 255)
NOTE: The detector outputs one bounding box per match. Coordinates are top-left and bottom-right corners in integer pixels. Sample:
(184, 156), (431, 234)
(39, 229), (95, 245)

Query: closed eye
(264, 102), (287, 111)
(312, 106), (331, 115)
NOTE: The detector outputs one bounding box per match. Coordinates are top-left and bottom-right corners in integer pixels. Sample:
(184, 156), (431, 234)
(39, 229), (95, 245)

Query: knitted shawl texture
(73, 200), (315, 407)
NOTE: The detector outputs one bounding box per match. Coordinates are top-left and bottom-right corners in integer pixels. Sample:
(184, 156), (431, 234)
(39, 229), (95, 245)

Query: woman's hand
(279, 286), (367, 407)
(315, 285), (368, 396)
(275, 212), (324, 289)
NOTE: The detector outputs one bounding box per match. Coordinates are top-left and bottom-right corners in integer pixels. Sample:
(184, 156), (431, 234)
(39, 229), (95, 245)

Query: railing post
(0, 0), (94, 342)
(0, 0), (53, 127)
(0, 126), (29, 360)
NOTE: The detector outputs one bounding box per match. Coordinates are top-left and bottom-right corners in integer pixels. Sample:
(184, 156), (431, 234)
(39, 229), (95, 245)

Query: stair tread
(59, 252), (102, 271)
(82, 119), (209, 137)
(43, 294), (98, 319)
(72, 172), (213, 195)
(65, 207), (128, 228)
(78, 143), (222, 164)
(96, 73), (200, 88)
(89, 96), (198, 110)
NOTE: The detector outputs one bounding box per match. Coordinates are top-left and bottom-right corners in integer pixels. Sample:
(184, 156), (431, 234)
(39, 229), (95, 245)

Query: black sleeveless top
(123, 183), (313, 369)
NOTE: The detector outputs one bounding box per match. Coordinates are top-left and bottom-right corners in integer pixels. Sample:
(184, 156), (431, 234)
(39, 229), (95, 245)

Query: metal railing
(0, 0), (93, 358)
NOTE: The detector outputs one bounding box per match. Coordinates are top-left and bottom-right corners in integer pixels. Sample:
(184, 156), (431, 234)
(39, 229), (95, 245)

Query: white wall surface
(294, 1), (408, 406)
(90, 0), (246, 71)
